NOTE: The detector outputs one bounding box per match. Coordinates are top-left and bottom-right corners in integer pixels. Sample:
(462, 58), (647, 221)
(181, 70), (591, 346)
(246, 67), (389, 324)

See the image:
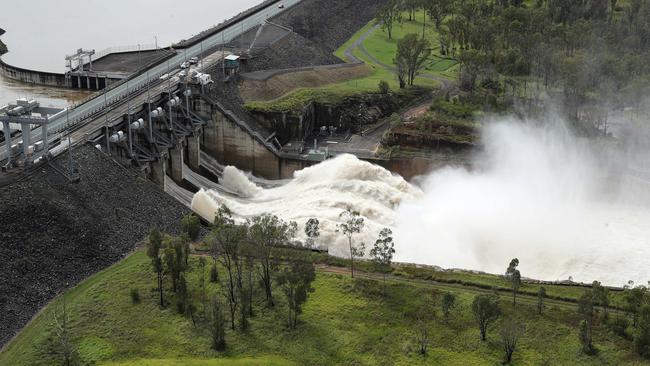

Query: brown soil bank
(240, 63), (371, 101)
(0, 146), (187, 348)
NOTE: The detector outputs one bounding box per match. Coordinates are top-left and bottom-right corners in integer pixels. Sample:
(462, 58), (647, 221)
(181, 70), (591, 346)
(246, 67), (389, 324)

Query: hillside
(0, 249), (646, 366)
(0, 146), (187, 348)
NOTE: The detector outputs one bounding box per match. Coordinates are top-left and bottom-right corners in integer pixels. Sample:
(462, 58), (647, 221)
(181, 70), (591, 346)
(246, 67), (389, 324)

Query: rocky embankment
(0, 146), (188, 347)
(245, 0), (389, 71)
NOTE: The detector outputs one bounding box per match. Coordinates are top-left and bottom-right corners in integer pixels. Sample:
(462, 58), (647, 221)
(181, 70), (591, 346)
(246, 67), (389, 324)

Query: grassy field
(335, 10), (459, 84)
(1, 248), (647, 366)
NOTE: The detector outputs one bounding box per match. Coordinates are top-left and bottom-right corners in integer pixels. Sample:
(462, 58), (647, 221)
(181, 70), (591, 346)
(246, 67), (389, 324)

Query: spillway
(190, 119), (650, 286)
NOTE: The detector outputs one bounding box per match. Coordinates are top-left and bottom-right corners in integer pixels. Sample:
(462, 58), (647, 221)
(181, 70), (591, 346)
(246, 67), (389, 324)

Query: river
(0, 0), (262, 107)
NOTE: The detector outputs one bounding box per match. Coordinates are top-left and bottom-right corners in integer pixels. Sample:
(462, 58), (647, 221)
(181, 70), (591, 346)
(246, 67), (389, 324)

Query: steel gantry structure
(0, 0), (301, 164)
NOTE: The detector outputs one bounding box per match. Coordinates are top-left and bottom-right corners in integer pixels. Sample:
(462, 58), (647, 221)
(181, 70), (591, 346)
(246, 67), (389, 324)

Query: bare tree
(500, 318), (524, 364)
(412, 307), (433, 355)
(50, 293), (77, 366)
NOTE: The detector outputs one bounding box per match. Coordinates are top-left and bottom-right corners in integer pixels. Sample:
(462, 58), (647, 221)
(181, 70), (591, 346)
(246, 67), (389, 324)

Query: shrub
(181, 214), (201, 240)
(130, 288), (141, 304)
(210, 263), (219, 283)
(378, 80), (391, 94)
(430, 98), (477, 118)
(608, 316), (631, 340)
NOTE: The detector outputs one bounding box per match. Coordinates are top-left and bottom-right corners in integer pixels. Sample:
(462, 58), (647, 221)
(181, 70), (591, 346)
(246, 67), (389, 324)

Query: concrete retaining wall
(0, 57), (70, 87)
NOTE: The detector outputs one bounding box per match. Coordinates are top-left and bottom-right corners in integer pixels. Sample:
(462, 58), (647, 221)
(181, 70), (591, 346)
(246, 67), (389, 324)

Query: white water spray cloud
(394, 116), (650, 286)
(192, 115), (650, 286)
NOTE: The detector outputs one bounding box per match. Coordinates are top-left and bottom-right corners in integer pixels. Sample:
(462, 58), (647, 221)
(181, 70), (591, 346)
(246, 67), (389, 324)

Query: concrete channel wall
(0, 58), (70, 87)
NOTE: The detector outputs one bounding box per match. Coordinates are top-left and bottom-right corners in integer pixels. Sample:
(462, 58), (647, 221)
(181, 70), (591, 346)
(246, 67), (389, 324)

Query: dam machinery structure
(0, 0), (304, 169)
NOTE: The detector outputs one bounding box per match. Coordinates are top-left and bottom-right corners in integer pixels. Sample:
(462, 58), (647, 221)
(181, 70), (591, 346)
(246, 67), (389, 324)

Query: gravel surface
(272, 0), (389, 53)
(0, 145), (187, 347)
(245, 32), (340, 72)
(245, 0), (388, 72)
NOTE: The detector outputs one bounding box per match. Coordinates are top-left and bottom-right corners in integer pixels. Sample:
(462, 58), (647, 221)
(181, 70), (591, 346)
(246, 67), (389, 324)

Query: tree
(206, 296), (226, 351)
(441, 292), (457, 322)
(206, 210), (246, 330)
(578, 291), (597, 355)
(471, 294), (501, 341)
(537, 287), (546, 315)
(592, 281), (610, 321)
(377, 0), (402, 39)
(210, 263), (218, 283)
(248, 214), (297, 307)
(241, 239), (256, 318)
(634, 305), (650, 358)
(506, 258), (522, 306)
(49, 293), (77, 366)
(304, 218), (320, 249)
(623, 284), (648, 328)
(337, 208), (365, 278)
(500, 318), (524, 364)
(176, 275), (197, 326)
(147, 228), (165, 307)
(412, 306), (433, 355)
(198, 256), (207, 313)
(394, 33), (431, 86)
(162, 235), (188, 294)
(378, 80), (391, 94)
(181, 214), (201, 241)
(579, 319), (595, 355)
(425, 0), (452, 29)
(277, 255), (316, 328)
(370, 228), (395, 294)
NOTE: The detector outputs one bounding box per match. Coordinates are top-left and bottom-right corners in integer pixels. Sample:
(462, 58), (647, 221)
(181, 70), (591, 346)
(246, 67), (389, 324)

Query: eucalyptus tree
(248, 214), (297, 307)
(337, 208), (365, 278)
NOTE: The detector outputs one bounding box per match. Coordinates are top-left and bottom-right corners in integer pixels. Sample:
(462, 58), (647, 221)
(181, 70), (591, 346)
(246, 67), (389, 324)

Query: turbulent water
(192, 154), (422, 255)
(192, 117), (650, 286)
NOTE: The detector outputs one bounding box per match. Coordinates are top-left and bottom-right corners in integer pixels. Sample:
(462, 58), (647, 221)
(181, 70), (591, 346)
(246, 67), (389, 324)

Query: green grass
(2, 249), (647, 365)
(353, 11), (458, 78)
(102, 357), (293, 366)
(246, 11), (460, 114)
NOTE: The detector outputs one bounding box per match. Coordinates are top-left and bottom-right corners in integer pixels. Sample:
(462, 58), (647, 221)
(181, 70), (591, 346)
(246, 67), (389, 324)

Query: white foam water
(192, 154), (422, 256)
(191, 118), (650, 286)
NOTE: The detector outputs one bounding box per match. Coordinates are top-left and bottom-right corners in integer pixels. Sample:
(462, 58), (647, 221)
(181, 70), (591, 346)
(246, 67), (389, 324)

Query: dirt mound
(0, 146), (187, 347)
(240, 63), (371, 101)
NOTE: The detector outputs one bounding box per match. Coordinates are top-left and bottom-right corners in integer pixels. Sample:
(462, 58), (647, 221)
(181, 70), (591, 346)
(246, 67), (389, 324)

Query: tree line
(45, 206), (650, 363)
(377, 0), (650, 124)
